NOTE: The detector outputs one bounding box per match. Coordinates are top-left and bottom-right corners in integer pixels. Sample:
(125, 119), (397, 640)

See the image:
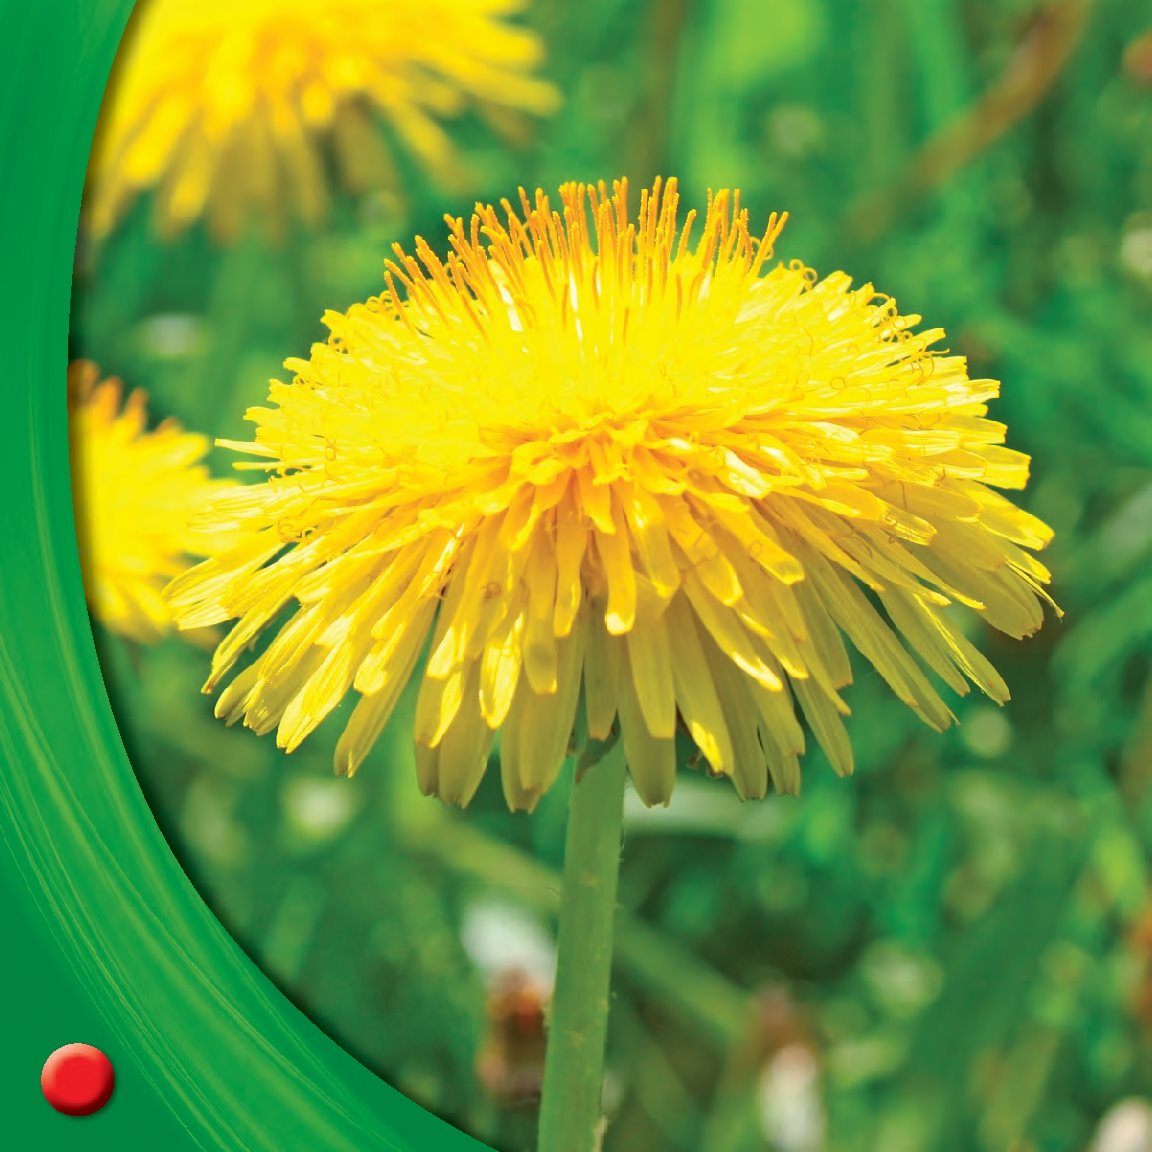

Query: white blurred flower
(282, 776), (360, 844)
(461, 898), (556, 993)
(1092, 1100), (1152, 1152)
(1121, 226), (1152, 280)
(758, 1044), (825, 1152)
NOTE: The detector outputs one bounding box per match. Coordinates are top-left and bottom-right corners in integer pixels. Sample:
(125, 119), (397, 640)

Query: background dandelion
(85, 0), (559, 243)
(69, 1), (1152, 1150)
(68, 360), (233, 641)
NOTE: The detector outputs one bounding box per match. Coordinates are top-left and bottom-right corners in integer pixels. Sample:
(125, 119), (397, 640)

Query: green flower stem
(401, 814), (747, 1046)
(537, 741), (629, 1152)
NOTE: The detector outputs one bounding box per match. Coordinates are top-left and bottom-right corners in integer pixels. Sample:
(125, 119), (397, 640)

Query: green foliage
(72, 1), (1152, 1149)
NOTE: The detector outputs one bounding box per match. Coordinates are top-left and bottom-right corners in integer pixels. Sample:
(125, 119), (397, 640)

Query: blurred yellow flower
(86, 0), (559, 242)
(166, 178), (1057, 810)
(69, 361), (230, 641)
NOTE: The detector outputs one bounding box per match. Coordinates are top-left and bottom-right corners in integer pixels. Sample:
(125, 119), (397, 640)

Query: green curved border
(0, 3), (487, 1148)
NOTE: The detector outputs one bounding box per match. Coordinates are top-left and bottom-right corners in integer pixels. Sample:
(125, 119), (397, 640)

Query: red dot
(41, 1044), (115, 1116)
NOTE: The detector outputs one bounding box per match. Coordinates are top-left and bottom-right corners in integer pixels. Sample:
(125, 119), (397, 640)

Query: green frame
(0, 3), (484, 1147)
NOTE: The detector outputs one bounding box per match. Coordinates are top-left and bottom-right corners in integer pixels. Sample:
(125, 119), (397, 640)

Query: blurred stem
(626, 0), (693, 188)
(855, 0), (905, 193)
(900, 0), (977, 234)
(979, 853), (1108, 1146)
(537, 741), (628, 1152)
(613, 998), (703, 1151)
(281, 228), (320, 348)
(1120, 671), (1152, 806)
(202, 227), (268, 430)
(839, 0), (1092, 247)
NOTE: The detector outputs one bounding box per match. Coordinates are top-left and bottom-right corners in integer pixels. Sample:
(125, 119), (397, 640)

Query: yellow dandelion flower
(69, 361), (232, 641)
(166, 178), (1057, 810)
(86, 0), (559, 242)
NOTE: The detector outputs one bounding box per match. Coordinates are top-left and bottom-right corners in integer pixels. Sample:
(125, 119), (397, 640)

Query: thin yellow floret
(167, 178), (1056, 809)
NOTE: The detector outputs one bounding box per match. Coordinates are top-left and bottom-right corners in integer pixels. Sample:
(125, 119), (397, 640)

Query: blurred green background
(70, 1), (1152, 1150)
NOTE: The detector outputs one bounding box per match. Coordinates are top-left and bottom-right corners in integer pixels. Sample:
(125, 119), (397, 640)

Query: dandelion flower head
(70, 361), (233, 641)
(167, 178), (1057, 810)
(86, 0), (559, 241)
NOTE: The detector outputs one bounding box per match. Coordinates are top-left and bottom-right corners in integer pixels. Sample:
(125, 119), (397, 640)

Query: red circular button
(41, 1044), (115, 1116)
